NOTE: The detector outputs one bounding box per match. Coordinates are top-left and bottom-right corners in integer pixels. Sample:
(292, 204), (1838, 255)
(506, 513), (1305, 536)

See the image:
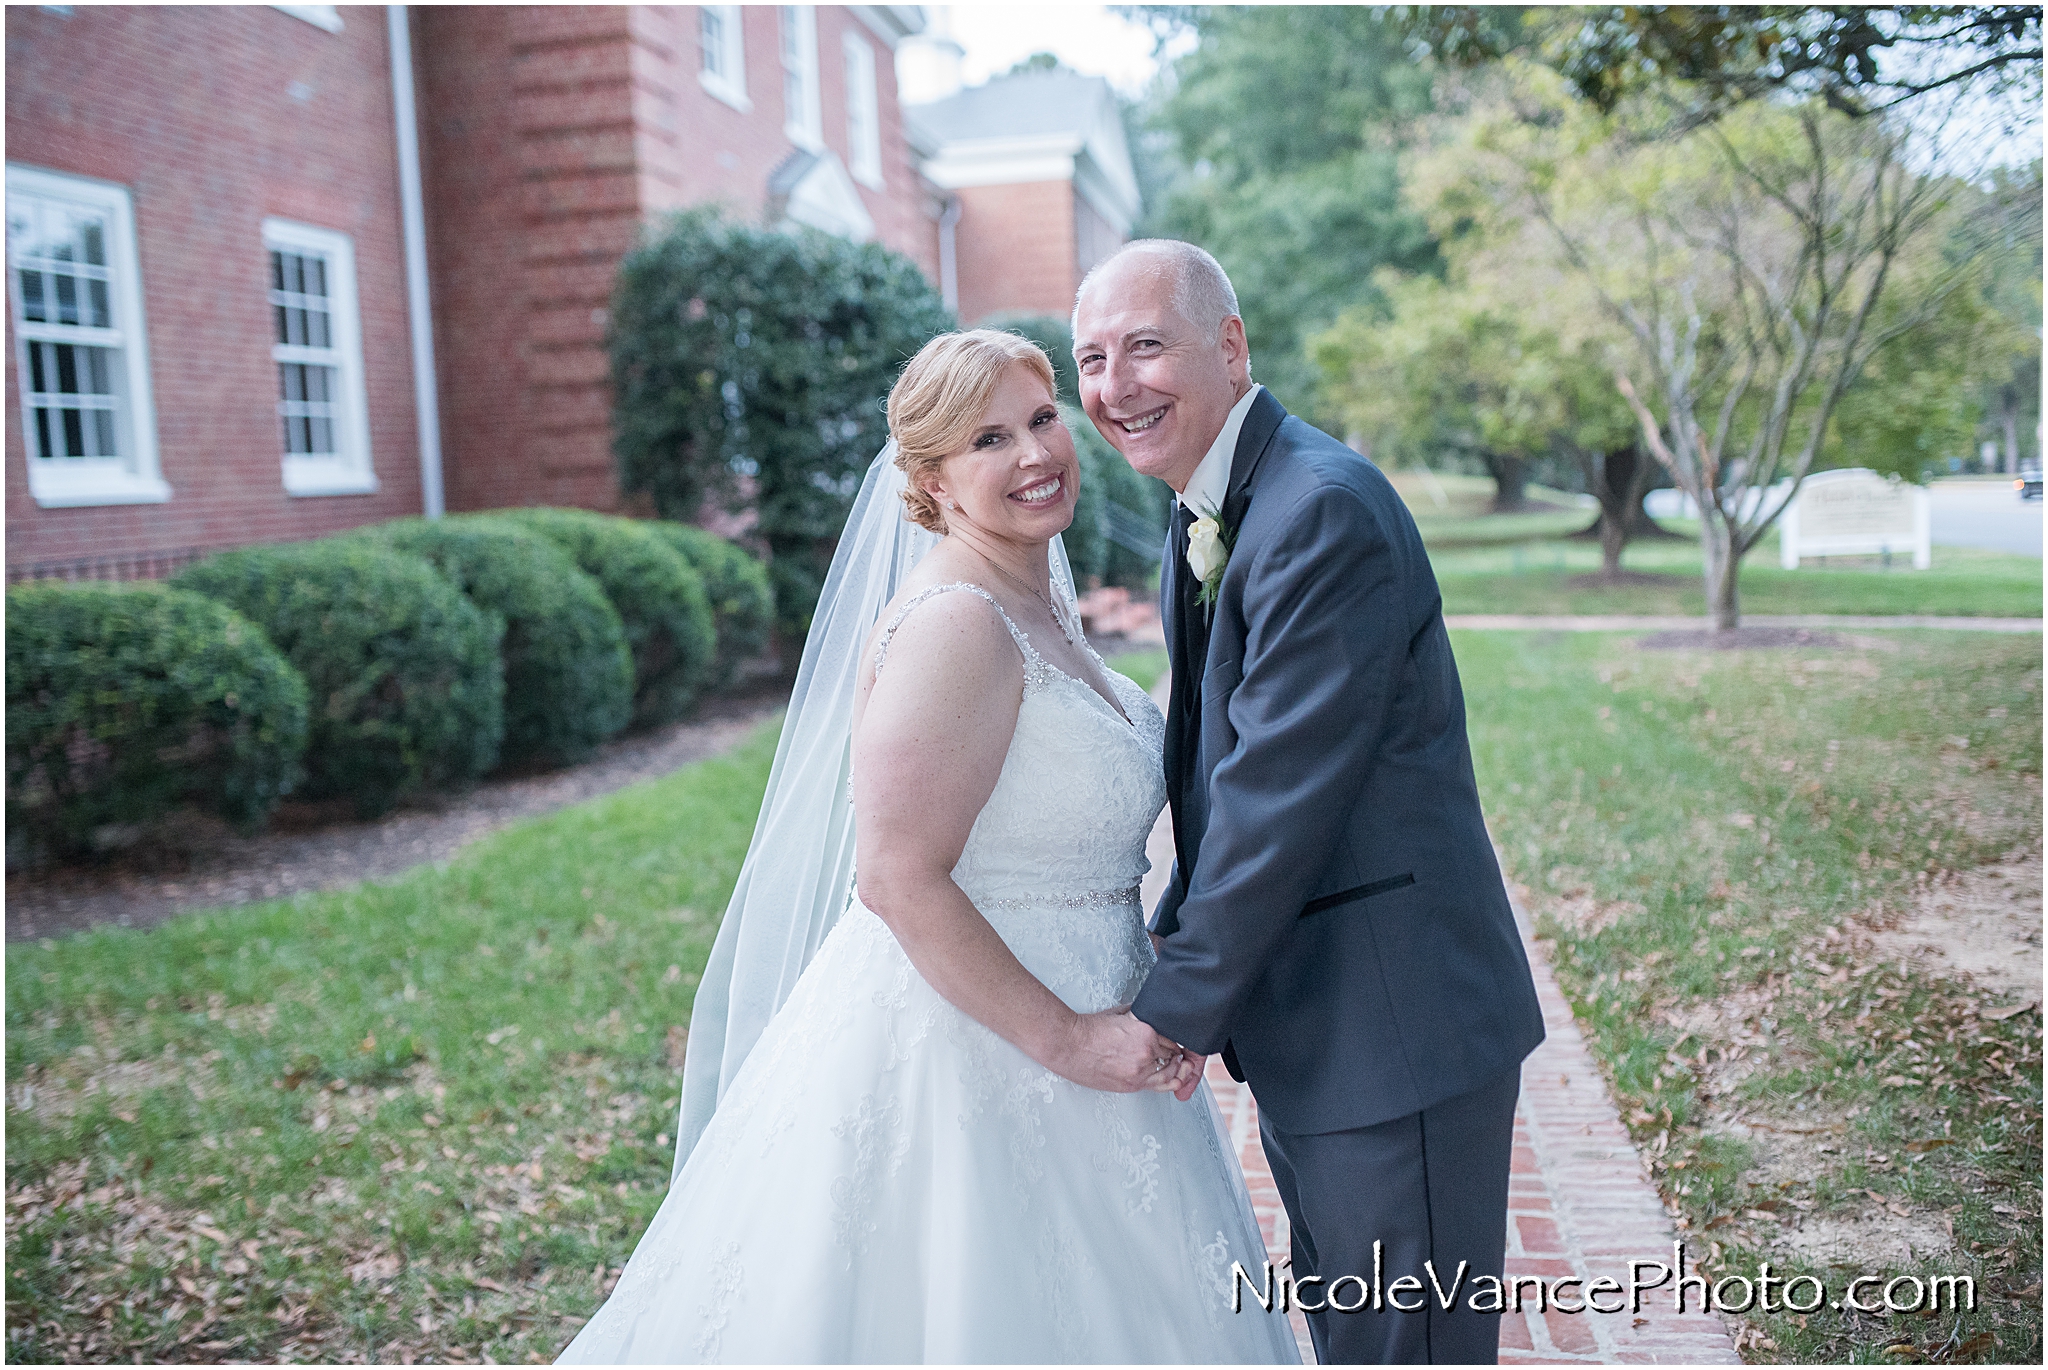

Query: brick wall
(416, 4), (638, 514)
(952, 180), (1079, 325)
(421, 5), (940, 515)
(4, 4), (425, 575)
(628, 8), (938, 276)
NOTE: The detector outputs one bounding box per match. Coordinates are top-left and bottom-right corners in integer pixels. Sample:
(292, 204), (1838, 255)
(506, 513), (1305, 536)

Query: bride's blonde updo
(887, 329), (1058, 534)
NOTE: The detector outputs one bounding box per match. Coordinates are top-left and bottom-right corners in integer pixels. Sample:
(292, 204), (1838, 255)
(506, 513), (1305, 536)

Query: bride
(558, 330), (1298, 1364)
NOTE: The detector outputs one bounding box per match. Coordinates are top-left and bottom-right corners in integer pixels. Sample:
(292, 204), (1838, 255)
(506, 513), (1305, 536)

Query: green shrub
(5, 580), (308, 863)
(487, 508), (716, 728)
(174, 541), (503, 816)
(608, 206), (954, 632)
(641, 523), (774, 690)
(361, 517), (634, 766)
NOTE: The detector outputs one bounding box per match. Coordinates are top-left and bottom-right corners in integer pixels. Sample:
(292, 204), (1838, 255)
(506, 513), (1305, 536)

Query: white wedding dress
(560, 584), (1298, 1364)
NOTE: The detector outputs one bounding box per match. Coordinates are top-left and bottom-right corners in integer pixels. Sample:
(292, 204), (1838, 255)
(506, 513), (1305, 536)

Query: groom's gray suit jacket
(1131, 389), (1545, 1136)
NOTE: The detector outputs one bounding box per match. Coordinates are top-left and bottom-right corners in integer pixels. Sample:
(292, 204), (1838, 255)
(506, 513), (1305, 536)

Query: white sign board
(1779, 468), (1931, 569)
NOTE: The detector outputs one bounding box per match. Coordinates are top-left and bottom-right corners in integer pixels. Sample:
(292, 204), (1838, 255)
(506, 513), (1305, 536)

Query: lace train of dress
(558, 585), (1298, 1364)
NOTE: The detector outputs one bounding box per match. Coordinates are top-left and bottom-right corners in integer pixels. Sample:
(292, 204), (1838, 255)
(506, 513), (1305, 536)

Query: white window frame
(263, 217), (376, 497)
(699, 5), (750, 113)
(779, 7), (822, 149)
(6, 163), (169, 507)
(842, 30), (883, 189)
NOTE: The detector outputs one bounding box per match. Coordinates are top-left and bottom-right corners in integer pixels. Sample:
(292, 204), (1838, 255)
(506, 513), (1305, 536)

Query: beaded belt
(977, 885), (1142, 913)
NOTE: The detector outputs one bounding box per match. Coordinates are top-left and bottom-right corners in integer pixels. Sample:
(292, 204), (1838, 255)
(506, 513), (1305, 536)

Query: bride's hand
(1054, 1009), (1197, 1094)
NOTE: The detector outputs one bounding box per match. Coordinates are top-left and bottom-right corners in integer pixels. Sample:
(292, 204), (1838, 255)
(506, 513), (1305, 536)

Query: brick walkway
(1140, 743), (1740, 1363)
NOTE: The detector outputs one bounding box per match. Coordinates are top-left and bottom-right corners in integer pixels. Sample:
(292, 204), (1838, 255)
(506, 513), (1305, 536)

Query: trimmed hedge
(174, 541), (504, 816)
(362, 517), (635, 767)
(642, 523), (773, 691)
(5, 580), (309, 863)
(487, 508), (717, 729)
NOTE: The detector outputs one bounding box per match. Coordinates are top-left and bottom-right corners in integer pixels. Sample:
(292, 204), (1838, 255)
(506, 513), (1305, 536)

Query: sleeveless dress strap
(873, 582), (1040, 678)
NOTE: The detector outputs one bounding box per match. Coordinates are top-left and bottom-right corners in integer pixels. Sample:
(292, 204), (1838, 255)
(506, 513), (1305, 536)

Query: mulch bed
(5, 674), (794, 944)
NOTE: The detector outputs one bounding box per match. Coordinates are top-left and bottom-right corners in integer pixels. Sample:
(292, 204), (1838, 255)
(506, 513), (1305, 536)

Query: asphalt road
(1930, 479), (2043, 555)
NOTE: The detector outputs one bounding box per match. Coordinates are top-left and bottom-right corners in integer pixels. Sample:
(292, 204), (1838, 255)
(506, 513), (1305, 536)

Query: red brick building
(907, 67), (1140, 325)
(5, 4), (936, 577)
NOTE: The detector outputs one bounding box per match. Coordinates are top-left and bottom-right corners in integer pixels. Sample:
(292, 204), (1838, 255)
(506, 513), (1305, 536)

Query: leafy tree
(1419, 60), (2024, 628)
(609, 209), (955, 633)
(1417, 5), (2042, 124)
(1134, 5), (1442, 419)
(1314, 268), (1660, 572)
(1970, 160), (2045, 472)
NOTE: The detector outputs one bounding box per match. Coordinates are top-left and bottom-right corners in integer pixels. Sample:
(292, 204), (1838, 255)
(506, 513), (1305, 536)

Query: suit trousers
(1257, 1065), (1521, 1364)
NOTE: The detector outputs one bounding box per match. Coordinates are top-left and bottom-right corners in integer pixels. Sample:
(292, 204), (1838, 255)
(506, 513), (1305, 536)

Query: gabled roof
(766, 148), (876, 243)
(907, 68), (1141, 234)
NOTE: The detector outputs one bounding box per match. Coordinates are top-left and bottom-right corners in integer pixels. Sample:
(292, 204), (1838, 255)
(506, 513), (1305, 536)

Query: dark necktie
(1165, 503), (1206, 890)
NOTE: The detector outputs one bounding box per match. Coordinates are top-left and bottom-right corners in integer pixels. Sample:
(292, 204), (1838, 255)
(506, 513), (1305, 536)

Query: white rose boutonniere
(1185, 503), (1234, 617)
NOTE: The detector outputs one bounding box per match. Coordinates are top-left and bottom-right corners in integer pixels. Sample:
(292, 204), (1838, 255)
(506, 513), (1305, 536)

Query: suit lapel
(1168, 388), (1290, 888)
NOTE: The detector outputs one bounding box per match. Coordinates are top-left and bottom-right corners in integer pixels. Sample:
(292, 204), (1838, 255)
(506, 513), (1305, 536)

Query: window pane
(271, 250), (286, 293)
(54, 343), (78, 394)
(33, 408), (53, 461)
(308, 306), (330, 349)
(87, 277), (110, 328)
(54, 272), (78, 325)
(28, 340), (47, 392)
(700, 10), (722, 75)
(307, 257), (327, 299)
(91, 408), (116, 458)
(81, 218), (105, 267)
(61, 408), (84, 457)
(310, 416), (333, 454)
(20, 269), (46, 323)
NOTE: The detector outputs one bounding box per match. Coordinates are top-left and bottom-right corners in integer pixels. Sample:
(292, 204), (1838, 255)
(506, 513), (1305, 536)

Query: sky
(911, 3), (1188, 100)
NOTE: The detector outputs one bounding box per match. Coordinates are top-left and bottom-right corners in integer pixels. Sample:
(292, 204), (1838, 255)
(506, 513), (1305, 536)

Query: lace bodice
(865, 583), (1168, 1014)
(873, 582), (1166, 909)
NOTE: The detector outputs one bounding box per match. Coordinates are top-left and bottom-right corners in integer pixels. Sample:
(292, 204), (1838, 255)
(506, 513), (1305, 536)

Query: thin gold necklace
(970, 544), (1072, 643)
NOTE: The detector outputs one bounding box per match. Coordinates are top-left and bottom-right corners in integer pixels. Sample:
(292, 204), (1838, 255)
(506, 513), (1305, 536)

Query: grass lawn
(6, 723), (781, 1364)
(1106, 647), (1168, 693)
(1461, 629), (2042, 1363)
(1389, 469), (2044, 619)
(9, 624), (2041, 1365)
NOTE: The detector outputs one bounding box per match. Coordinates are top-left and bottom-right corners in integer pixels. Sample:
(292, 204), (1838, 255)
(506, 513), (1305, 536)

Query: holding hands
(1056, 1008), (1204, 1101)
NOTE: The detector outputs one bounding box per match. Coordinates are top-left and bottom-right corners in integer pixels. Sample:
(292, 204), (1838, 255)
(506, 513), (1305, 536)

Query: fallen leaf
(1904, 1138), (1956, 1153)
(1984, 1001), (2037, 1021)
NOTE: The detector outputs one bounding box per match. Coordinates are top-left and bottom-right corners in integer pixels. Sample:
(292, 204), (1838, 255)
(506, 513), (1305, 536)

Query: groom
(1073, 242), (1546, 1365)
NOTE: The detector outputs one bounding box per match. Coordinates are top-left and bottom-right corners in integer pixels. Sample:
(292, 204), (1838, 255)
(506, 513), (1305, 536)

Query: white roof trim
(849, 4), (924, 48)
(777, 150), (876, 242)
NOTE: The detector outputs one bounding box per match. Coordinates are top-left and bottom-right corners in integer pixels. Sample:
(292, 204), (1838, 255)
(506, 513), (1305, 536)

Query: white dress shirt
(1177, 383), (1264, 517)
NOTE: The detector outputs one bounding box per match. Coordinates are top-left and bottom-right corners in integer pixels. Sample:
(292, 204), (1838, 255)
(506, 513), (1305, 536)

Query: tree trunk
(1702, 518), (1741, 631)
(1570, 446), (1669, 573)
(1484, 454), (1528, 513)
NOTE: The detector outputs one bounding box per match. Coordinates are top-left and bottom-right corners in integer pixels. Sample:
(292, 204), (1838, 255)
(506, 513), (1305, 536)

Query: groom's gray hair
(1073, 239), (1242, 342)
